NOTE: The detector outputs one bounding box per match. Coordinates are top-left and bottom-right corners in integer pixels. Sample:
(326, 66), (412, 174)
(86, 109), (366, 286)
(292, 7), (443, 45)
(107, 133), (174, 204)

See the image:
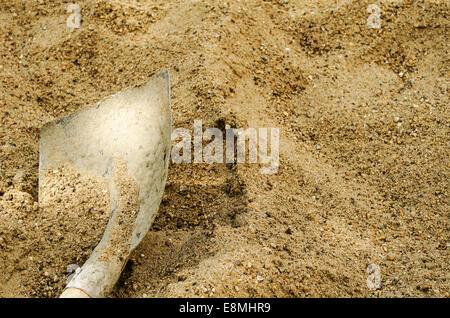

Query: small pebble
(387, 253), (396, 261)
(66, 264), (80, 274)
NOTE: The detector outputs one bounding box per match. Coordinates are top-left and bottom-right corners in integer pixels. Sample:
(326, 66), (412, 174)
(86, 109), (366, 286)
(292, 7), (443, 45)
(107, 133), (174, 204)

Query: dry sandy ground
(0, 0), (448, 297)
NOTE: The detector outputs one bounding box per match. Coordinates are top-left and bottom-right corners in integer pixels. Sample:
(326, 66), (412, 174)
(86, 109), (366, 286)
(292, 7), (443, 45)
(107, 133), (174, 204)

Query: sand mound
(0, 165), (110, 297)
(0, 0), (448, 297)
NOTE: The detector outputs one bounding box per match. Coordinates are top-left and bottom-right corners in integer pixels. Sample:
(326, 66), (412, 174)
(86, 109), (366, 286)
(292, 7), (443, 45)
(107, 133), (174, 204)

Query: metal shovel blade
(39, 70), (171, 297)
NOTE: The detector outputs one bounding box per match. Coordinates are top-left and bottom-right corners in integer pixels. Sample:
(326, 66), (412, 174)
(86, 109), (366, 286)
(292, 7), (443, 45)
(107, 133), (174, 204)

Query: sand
(97, 156), (140, 264)
(0, 165), (110, 297)
(0, 0), (449, 298)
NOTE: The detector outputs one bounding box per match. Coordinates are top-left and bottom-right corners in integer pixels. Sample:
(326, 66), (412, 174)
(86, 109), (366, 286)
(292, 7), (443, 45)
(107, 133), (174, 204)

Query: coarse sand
(0, 0), (448, 297)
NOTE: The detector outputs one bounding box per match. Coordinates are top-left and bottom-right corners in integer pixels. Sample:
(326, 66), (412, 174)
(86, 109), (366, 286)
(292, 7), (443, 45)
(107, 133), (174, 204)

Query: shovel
(38, 70), (172, 298)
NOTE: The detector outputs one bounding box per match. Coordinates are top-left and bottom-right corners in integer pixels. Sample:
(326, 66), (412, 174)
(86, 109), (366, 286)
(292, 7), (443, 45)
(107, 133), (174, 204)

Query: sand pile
(1, 0), (448, 297)
(0, 165), (110, 297)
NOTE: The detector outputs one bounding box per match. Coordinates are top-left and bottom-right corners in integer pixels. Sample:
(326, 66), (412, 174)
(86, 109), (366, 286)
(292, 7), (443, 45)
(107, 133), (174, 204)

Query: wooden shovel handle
(60, 288), (91, 298)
